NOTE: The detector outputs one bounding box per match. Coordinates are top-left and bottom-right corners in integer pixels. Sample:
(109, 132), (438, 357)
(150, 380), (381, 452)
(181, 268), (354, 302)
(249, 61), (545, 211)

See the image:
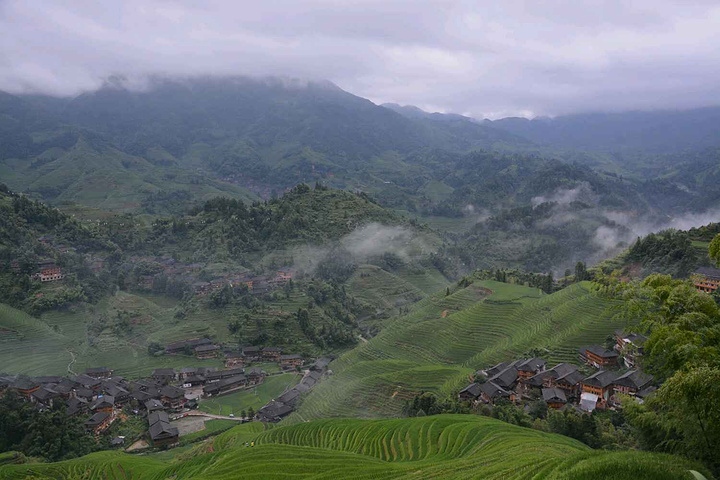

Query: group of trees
(608, 271), (720, 475)
(0, 392), (96, 462)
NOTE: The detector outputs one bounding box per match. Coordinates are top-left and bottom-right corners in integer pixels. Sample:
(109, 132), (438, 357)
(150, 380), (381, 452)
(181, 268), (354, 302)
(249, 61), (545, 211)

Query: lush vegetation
(0, 415), (708, 479)
(292, 280), (623, 421)
(607, 273), (720, 475)
(0, 392), (96, 462)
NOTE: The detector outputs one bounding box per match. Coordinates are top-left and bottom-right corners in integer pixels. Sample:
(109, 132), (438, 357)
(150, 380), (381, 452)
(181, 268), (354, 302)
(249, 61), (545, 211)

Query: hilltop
(0, 416), (707, 479)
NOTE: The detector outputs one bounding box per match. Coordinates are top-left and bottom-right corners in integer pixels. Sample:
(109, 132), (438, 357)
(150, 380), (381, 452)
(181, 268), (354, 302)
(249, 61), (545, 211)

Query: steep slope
(292, 280), (624, 420)
(0, 416), (707, 479)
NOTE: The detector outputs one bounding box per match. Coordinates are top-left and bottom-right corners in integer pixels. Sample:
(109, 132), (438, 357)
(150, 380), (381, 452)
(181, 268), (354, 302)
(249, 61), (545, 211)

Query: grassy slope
(292, 280), (625, 420)
(199, 373), (300, 416)
(0, 416), (707, 479)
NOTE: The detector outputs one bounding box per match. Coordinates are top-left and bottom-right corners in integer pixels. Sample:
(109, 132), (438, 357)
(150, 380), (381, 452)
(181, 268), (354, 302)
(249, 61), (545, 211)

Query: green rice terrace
(291, 280), (626, 420)
(0, 416), (707, 479)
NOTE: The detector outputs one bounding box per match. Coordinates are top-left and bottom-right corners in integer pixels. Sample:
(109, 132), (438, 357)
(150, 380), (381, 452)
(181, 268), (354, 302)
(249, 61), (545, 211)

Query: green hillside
(0, 416), (707, 479)
(293, 280), (625, 420)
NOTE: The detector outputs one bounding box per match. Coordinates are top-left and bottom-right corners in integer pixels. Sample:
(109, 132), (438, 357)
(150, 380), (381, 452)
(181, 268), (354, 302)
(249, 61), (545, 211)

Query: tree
(247, 407), (255, 419)
(147, 342), (164, 356)
(575, 261), (587, 281)
(711, 234), (720, 266)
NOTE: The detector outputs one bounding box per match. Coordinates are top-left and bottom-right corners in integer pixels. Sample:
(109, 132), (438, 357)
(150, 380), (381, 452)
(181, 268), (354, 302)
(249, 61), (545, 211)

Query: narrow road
(357, 334), (368, 344)
(185, 411), (244, 421)
(66, 350), (77, 376)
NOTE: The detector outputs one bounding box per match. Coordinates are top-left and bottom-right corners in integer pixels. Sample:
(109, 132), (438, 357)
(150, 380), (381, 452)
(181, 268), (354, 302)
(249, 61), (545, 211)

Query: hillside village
(0, 341), (333, 449)
(459, 329), (654, 414)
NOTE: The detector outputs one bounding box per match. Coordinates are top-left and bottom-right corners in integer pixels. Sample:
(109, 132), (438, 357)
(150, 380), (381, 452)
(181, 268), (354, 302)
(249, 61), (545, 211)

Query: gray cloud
(2, 1), (720, 117)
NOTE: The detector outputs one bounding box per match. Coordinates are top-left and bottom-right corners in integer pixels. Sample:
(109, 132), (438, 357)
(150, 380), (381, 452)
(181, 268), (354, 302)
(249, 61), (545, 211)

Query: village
(459, 329), (655, 413)
(0, 340), (332, 450)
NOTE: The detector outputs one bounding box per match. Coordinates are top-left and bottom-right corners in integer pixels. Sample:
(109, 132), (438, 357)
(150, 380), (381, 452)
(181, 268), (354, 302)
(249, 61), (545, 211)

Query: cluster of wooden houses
(164, 338), (305, 370)
(10, 259), (65, 282)
(125, 254), (294, 298)
(459, 330), (654, 413)
(0, 363), (269, 446)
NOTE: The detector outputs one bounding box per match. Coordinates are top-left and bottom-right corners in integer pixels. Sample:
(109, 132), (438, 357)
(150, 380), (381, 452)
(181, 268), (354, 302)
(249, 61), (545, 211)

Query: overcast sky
(1, 0), (719, 118)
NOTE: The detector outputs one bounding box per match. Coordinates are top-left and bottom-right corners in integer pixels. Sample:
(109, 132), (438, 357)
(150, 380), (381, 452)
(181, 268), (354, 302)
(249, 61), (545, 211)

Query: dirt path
(441, 310), (448, 318)
(186, 411), (244, 421)
(66, 350), (77, 376)
(357, 334), (368, 343)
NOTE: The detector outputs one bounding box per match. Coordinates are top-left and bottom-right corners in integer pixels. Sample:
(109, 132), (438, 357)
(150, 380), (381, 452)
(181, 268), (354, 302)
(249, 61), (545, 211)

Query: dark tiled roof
(636, 386), (658, 399)
(148, 411), (170, 425)
(90, 395), (115, 409)
(277, 389), (300, 404)
(542, 387), (567, 403)
(695, 266), (720, 279)
(152, 368), (176, 376)
(556, 370), (584, 386)
(262, 347), (280, 352)
(485, 362), (508, 378)
(584, 345), (619, 359)
(160, 386), (185, 399)
(459, 383), (483, 398)
(517, 358), (546, 372)
(12, 377), (39, 390)
(85, 411), (110, 426)
(479, 381), (512, 400)
(613, 370), (653, 390)
(149, 421), (179, 440)
(583, 370), (617, 388)
(489, 367), (518, 388)
(549, 363), (578, 378)
(195, 344), (220, 353)
(145, 399), (165, 410)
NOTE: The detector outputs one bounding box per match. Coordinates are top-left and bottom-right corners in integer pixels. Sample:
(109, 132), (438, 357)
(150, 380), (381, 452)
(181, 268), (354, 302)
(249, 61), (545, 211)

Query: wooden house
(262, 347), (282, 362)
(145, 398), (165, 413)
(151, 368), (177, 385)
(579, 346), (619, 368)
(581, 371), (617, 409)
(692, 267), (720, 293)
(31, 386), (60, 408)
(479, 381), (515, 405)
(85, 411), (113, 434)
(66, 397), (89, 416)
(160, 386), (187, 411)
(614, 330), (648, 368)
(224, 352), (245, 368)
(458, 383), (483, 403)
(90, 395), (115, 414)
(488, 366), (519, 390)
(202, 375), (248, 396)
(194, 344), (220, 359)
(515, 358), (546, 380)
(553, 370), (584, 399)
(148, 411), (179, 447)
(611, 370), (653, 396)
(542, 387), (567, 408)
(11, 377), (40, 399)
(279, 354), (304, 368)
(242, 346), (262, 361)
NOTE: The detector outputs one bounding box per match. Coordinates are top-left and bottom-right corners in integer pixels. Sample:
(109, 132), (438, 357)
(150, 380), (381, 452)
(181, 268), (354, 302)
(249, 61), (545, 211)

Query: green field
(199, 374), (300, 416)
(292, 280), (627, 420)
(0, 415), (707, 479)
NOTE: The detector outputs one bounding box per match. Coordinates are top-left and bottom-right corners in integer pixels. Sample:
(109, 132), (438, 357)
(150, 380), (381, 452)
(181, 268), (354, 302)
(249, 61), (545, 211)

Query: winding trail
(66, 349), (77, 376)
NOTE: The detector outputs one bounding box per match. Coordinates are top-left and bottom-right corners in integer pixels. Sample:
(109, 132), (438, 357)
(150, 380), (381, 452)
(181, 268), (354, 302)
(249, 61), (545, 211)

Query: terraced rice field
(0, 416), (706, 479)
(293, 280), (628, 420)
